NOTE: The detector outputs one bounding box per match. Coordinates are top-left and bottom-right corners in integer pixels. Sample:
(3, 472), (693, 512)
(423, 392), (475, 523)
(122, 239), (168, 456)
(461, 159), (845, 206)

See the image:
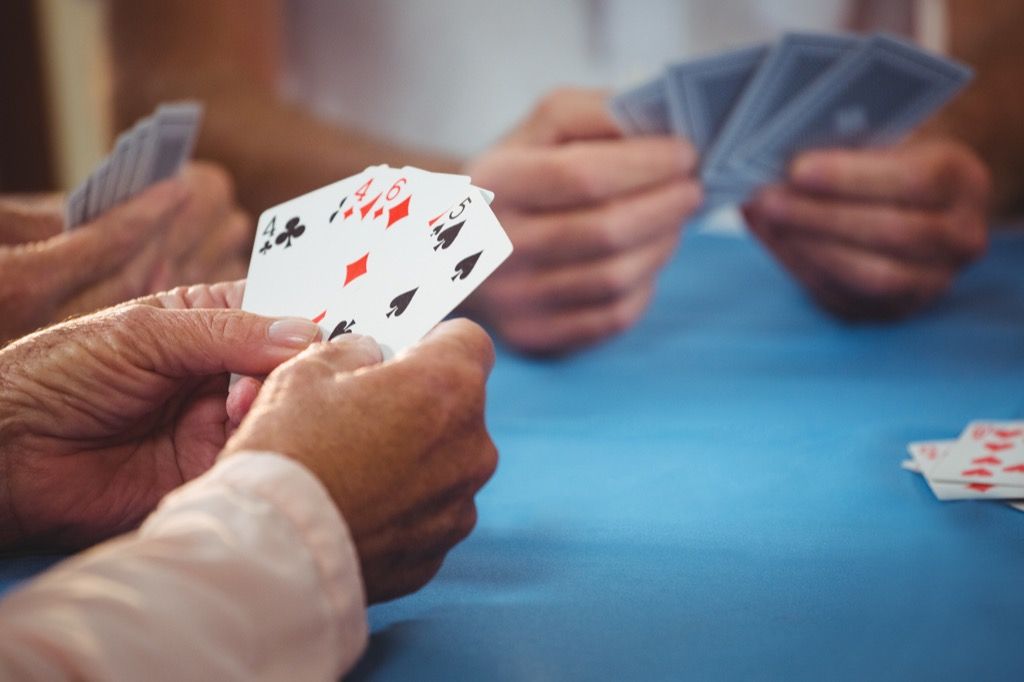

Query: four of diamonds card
(241, 165), (511, 358)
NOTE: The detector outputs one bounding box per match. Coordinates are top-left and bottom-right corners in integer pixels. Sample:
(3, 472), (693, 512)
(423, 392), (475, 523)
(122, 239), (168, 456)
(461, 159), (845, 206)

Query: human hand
(463, 88), (702, 354)
(223, 319), (498, 604)
(0, 280), (321, 550)
(0, 181), (188, 344)
(742, 139), (991, 320)
(152, 162), (253, 289)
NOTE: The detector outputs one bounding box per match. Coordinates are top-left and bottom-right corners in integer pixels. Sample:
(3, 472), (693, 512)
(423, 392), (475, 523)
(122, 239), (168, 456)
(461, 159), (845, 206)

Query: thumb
(508, 88), (622, 146)
(226, 333), (383, 427)
(126, 306), (323, 379)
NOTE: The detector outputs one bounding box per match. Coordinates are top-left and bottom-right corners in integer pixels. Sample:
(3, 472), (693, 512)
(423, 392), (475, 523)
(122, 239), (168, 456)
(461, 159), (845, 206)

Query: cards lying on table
(901, 421), (1024, 512)
(609, 32), (973, 209)
(241, 165), (512, 358)
(65, 102), (203, 230)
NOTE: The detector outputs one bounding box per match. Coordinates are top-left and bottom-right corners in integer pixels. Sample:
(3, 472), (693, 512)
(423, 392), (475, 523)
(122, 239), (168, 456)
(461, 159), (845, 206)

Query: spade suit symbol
(452, 251), (482, 281)
(386, 288), (418, 318)
(433, 220), (465, 251)
(328, 319), (356, 340)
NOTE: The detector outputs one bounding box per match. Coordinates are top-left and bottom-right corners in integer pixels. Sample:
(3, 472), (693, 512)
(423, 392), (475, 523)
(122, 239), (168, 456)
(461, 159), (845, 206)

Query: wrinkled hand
(463, 88), (702, 354)
(0, 181), (188, 345)
(743, 139), (991, 320)
(155, 162), (253, 289)
(223, 319), (498, 604)
(0, 281), (321, 550)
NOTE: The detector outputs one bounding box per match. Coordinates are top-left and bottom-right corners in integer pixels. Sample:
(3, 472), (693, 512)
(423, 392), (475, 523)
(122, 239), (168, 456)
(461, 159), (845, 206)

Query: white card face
(241, 168), (509, 359)
(907, 440), (1024, 500)
(928, 422), (1024, 489)
(242, 170), (377, 324)
(344, 188), (513, 358)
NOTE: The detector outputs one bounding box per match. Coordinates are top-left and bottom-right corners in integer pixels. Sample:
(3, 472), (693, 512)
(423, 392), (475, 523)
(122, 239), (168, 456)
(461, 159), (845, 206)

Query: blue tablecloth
(350, 226), (1024, 681)
(2, 225), (1023, 680)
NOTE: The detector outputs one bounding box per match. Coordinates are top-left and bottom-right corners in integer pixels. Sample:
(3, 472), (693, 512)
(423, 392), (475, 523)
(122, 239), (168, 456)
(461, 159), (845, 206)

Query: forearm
(116, 75), (461, 216)
(0, 451), (368, 680)
(922, 0), (1024, 217)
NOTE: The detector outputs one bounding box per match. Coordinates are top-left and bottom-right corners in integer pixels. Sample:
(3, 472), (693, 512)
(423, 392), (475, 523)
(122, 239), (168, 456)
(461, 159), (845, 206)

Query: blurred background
(1, 0), (110, 194)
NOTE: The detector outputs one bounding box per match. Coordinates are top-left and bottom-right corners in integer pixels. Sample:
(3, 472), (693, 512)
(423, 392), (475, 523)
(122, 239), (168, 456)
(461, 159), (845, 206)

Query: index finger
(41, 180), (188, 299)
(488, 137), (697, 210)
(787, 144), (979, 208)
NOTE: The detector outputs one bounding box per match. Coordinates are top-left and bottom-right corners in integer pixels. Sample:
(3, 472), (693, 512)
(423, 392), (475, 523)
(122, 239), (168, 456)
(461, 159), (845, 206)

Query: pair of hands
(466, 89), (991, 353)
(0, 162), (251, 345)
(0, 282), (495, 604)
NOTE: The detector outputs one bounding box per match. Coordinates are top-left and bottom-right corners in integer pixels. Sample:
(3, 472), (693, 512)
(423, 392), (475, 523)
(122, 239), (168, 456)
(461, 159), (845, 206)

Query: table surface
(4, 225), (1024, 680)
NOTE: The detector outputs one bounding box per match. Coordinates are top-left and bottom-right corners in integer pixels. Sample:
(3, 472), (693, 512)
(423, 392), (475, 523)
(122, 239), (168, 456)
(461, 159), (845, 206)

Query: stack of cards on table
(610, 32), (973, 209)
(65, 102), (203, 230)
(241, 165), (512, 359)
(902, 422), (1024, 512)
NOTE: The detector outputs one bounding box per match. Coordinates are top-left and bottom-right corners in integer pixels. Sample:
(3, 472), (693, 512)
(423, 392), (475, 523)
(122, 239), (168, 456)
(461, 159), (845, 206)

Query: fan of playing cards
(65, 102), (203, 230)
(241, 166), (512, 359)
(902, 422), (1024, 513)
(610, 32), (973, 209)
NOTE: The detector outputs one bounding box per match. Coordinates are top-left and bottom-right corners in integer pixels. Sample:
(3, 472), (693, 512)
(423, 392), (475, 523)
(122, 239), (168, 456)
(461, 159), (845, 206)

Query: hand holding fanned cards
(241, 166), (512, 358)
(65, 102), (203, 229)
(901, 421), (1024, 513)
(610, 32), (973, 209)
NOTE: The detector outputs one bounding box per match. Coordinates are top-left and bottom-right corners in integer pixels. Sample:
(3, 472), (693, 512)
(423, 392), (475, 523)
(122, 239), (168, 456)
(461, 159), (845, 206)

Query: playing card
(143, 102), (203, 186)
(323, 187), (512, 358)
(609, 76), (672, 135)
(663, 44), (768, 152)
(84, 159), (111, 224)
(64, 182), (89, 231)
(126, 118), (158, 198)
(702, 32), (861, 185)
(100, 132), (132, 215)
(112, 121), (144, 204)
(736, 33), (973, 182)
(241, 166), (507, 360)
(927, 422), (1024, 489)
(907, 440), (1024, 501)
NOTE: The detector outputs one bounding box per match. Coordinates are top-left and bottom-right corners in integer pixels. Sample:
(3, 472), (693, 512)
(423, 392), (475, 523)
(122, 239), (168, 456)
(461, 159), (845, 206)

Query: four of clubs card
(241, 165), (512, 358)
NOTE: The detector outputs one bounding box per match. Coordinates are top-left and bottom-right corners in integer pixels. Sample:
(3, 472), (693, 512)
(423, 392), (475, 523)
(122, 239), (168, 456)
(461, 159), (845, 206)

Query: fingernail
(269, 318), (322, 348)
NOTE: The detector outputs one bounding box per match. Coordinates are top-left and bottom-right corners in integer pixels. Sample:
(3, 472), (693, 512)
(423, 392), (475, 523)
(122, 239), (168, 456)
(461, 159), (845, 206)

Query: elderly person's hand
(223, 319), (498, 604)
(0, 280), (320, 550)
(156, 162), (253, 288)
(462, 88), (702, 354)
(0, 162), (253, 346)
(743, 139), (991, 320)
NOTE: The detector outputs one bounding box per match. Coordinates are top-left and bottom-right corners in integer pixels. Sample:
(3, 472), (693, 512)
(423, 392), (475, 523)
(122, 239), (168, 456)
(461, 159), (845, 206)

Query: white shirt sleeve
(0, 451), (368, 681)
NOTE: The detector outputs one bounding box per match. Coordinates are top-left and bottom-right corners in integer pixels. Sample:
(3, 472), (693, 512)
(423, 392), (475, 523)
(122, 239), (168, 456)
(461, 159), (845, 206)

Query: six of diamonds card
(241, 165), (512, 358)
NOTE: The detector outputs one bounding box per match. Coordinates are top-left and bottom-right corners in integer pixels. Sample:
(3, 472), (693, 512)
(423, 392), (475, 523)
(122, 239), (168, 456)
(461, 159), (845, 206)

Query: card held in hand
(241, 166), (512, 359)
